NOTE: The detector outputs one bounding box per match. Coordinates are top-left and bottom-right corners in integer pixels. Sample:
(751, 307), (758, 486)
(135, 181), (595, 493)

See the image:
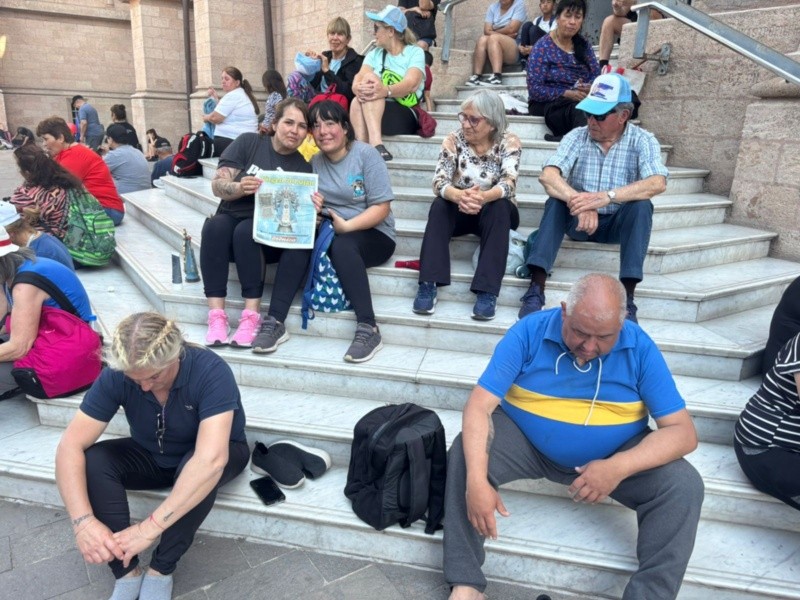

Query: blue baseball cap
(576, 73), (632, 115)
(366, 5), (407, 33)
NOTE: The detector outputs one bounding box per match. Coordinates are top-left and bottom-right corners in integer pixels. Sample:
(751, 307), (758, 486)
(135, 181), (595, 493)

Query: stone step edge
(29, 392), (775, 511)
(1, 456), (797, 599)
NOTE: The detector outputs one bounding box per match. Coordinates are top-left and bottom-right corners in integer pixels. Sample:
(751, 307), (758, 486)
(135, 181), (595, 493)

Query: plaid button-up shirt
(544, 123), (669, 215)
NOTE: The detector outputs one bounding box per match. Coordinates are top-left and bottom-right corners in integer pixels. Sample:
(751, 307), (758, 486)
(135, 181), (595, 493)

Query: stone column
(128, 0), (192, 149)
(191, 0), (267, 132)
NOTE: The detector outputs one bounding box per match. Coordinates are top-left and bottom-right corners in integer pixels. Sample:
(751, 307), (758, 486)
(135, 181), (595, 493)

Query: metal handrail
(439, 0), (471, 63)
(632, 0), (800, 85)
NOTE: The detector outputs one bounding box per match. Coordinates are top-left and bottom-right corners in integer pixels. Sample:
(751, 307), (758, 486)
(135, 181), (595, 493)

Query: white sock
(139, 571), (174, 600)
(108, 570), (144, 600)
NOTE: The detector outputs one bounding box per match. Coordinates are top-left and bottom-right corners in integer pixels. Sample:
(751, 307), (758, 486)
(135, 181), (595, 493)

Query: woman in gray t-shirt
(252, 100), (395, 363)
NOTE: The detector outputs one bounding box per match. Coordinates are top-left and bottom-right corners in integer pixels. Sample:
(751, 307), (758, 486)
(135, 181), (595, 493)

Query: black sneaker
(252, 315), (289, 354)
(465, 74), (483, 87)
(250, 441), (305, 489)
(268, 440), (332, 479)
(344, 323), (383, 363)
(413, 282), (437, 315)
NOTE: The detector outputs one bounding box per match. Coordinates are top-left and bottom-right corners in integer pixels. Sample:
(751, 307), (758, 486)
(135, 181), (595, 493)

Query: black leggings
(201, 213), (265, 299)
(267, 227), (395, 326)
(84, 437), (249, 578)
(735, 439), (800, 511)
(382, 101), (418, 136)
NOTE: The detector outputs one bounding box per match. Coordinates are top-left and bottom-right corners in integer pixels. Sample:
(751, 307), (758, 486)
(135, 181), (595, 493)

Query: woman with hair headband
(55, 312), (248, 600)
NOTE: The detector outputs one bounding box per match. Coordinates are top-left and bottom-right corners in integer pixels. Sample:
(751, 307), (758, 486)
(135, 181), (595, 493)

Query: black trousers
(212, 135), (234, 157)
(200, 213), (266, 299)
(419, 196), (519, 296)
(735, 439), (800, 511)
(84, 437), (249, 578)
(268, 227), (395, 327)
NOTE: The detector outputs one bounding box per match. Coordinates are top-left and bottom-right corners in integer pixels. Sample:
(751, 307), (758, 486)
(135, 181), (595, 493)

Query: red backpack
(171, 131), (215, 177)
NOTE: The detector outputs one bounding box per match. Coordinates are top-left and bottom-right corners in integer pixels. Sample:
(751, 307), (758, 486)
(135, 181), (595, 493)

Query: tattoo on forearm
(161, 511), (174, 524)
(486, 414), (495, 454)
(212, 167), (242, 199)
(71, 513), (92, 527)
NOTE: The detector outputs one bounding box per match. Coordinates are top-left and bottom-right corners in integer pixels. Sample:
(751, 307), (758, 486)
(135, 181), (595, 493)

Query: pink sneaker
(205, 309), (229, 346)
(229, 309), (261, 348)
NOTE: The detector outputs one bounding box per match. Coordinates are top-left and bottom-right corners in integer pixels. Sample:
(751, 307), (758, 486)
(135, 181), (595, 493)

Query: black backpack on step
(344, 403), (446, 534)
(171, 131), (214, 177)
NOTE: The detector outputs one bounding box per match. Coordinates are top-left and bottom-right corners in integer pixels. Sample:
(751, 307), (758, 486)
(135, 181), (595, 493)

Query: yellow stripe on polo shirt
(504, 384), (648, 426)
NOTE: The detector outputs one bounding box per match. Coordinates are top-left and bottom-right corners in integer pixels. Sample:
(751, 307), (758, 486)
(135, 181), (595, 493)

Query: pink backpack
(8, 272), (102, 399)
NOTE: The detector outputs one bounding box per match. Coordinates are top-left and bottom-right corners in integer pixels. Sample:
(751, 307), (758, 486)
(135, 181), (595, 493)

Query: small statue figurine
(182, 229), (200, 283)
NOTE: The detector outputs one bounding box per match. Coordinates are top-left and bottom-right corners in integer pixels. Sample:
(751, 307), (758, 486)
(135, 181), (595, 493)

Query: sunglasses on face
(457, 112), (485, 127)
(584, 110), (615, 122)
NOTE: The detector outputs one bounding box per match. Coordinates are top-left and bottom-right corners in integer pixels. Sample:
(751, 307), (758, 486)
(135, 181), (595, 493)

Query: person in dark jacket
(307, 17), (364, 104)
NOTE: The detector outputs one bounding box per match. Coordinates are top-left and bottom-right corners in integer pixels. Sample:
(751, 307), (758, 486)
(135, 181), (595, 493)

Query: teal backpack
(301, 219), (351, 329)
(63, 189), (116, 267)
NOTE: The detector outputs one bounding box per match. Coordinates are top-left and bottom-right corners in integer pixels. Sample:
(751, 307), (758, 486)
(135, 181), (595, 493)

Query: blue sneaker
(472, 292), (497, 321)
(518, 283), (545, 319)
(626, 298), (638, 323)
(413, 282), (437, 315)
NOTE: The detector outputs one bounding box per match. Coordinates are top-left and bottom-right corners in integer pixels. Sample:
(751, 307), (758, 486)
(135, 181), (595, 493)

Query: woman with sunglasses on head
(350, 5), (426, 161)
(306, 17), (364, 105)
(526, 0), (599, 142)
(413, 90), (521, 321)
(55, 312), (249, 600)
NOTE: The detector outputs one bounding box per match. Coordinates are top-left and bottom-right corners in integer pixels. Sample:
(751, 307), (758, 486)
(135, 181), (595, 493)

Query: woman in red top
(36, 117), (125, 225)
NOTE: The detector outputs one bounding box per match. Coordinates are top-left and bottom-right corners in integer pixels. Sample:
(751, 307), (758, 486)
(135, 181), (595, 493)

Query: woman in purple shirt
(526, 0), (599, 141)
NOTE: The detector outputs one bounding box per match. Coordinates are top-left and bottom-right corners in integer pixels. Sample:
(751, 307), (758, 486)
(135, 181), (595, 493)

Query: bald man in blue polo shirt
(443, 273), (703, 600)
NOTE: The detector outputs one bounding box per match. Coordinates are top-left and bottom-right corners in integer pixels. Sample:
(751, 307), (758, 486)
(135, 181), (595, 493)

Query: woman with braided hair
(55, 312), (248, 600)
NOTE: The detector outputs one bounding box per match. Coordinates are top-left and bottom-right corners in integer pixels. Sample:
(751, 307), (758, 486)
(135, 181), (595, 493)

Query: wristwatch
(386, 85), (392, 97)
(607, 190), (617, 202)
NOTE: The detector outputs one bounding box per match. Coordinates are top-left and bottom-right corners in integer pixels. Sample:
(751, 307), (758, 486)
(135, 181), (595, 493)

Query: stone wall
(618, 5), (800, 196)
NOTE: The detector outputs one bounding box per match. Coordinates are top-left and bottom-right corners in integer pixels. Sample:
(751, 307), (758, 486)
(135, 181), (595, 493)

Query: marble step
(380, 134), (670, 166)
(455, 83), (528, 100)
(73, 259), (764, 448)
(77, 261), (765, 449)
(197, 158), (703, 198)
(2, 419), (798, 600)
(31, 382), (796, 535)
(384, 160), (709, 196)
(110, 219), (769, 381)
(432, 111), (550, 137)
(161, 174), (730, 233)
(120, 187), (795, 328)
(128, 186), (765, 279)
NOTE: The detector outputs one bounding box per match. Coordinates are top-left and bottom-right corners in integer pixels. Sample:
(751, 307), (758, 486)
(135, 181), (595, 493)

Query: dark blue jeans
(527, 197), (653, 281)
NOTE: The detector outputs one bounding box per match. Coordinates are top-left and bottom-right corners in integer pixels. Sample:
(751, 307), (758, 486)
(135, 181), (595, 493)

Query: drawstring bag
(8, 272), (101, 398)
(413, 106), (437, 138)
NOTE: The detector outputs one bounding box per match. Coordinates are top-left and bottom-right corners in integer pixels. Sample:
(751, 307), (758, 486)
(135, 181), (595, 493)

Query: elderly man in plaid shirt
(519, 73), (668, 323)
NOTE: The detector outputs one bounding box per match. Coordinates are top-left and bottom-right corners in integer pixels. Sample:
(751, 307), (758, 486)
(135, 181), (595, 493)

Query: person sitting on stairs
(444, 272), (703, 600)
(465, 0), (527, 87)
(597, 0), (662, 72)
(518, 72), (668, 323)
(526, 0), (599, 142)
(413, 90), (521, 321)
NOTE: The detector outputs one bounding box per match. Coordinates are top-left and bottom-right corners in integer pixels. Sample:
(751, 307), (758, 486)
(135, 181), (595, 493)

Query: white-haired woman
(350, 5), (426, 161)
(413, 90), (521, 321)
(55, 312), (249, 600)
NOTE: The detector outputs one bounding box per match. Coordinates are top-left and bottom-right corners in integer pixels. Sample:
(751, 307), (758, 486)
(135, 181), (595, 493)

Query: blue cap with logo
(576, 73), (632, 115)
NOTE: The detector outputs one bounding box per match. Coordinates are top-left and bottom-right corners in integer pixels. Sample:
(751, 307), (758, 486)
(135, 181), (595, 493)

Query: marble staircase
(1, 72), (800, 598)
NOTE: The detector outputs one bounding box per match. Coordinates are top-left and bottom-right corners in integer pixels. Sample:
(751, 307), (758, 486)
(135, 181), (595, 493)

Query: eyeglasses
(457, 112), (485, 127)
(156, 409), (166, 454)
(583, 110), (615, 122)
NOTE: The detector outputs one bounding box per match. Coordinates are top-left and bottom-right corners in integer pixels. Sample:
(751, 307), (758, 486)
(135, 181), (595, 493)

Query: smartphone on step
(250, 475), (286, 506)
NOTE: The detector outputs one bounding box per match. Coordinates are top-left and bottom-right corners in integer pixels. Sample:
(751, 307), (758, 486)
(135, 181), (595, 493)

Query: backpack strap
(424, 423), (447, 534)
(401, 436), (429, 528)
(11, 271), (79, 316)
(381, 49), (387, 75)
